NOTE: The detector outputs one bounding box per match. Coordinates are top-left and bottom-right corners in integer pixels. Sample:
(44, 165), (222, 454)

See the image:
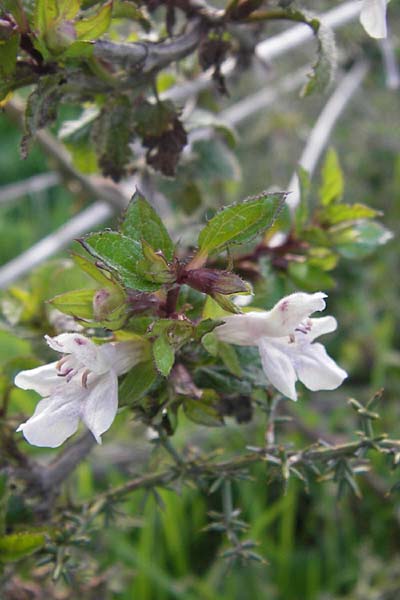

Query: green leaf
(0, 33), (19, 78)
(91, 95), (134, 181)
(321, 203), (380, 225)
(319, 148), (343, 206)
(218, 341), (242, 377)
(121, 191), (174, 261)
(288, 262), (335, 291)
(333, 221), (393, 259)
(72, 253), (114, 286)
(75, 0), (112, 40)
(0, 531), (45, 563)
(302, 19), (336, 96)
(197, 192), (285, 257)
(34, 0), (58, 35)
(81, 232), (158, 291)
(119, 360), (158, 406)
(49, 289), (94, 319)
(192, 139), (240, 182)
(152, 333), (175, 377)
(137, 241), (175, 284)
(62, 40), (94, 58)
(183, 390), (223, 427)
(202, 332), (218, 356)
(21, 74), (65, 158)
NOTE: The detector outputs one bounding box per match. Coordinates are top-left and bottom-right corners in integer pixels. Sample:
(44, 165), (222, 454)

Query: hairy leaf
(81, 232), (159, 291)
(121, 191), (174, 260)
(197, 192), (285, 256)
(319, 148), (344, 206)
(152, 333), (175, 377)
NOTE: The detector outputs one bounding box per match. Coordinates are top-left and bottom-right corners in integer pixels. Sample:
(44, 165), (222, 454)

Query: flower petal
(258, 338), (298, 401)
(14, 362), (60, 396)
(16, 386), (82, 448)
(81, 372), (118, 444)
(99, 341), (146, 376)
(45, 333), (108, 374)
(262, 292), (327, 337)
(360, 0), (388, 39)
(295, 342), (348, 392)
(216, 312), (269, 345)
(308, 316), (338, 342)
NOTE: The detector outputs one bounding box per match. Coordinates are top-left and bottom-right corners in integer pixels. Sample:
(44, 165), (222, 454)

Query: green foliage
(121, 191), (174, 261)
(197, 192), (285, 257)
(0, 531), (45, 562)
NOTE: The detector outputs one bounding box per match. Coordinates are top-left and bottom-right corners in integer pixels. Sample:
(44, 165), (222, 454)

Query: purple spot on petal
(279, 300), (289, 312)
(74, 337), (86, 346)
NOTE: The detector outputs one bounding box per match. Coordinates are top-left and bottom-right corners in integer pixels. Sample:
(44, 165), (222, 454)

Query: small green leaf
(319, 148), (343, 206)
(333, 221), (393, 259)
(288, 262), (335, 291)
(302, 20), (336, 96)
(75, 1), (112, 40)
(0, 33), (19, 78)
(119, 360), (158, 405)
(21, 74), (65, 158)
(202, 332), (218, 356)
(137, 241), (175, 284)
(197, 192), (285, 257)
(152, 333), (175, 377)
(183, 390), (223, 427)
(49, 288), (94, 319)
(218, 341), (242, 377)
(121, 191), (174, 261)
(321, 203), (380, 225)
(91, 95), (134, 181)
(81, 231), (158, 291)
(72, 253), (114, 286)
(0, 531), (45, 563)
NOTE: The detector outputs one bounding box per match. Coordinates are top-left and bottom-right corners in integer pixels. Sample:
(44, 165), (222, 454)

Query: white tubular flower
(15, 333), (144, 448)
(215, 292), (347, 401)
(360, 0), (389, 39)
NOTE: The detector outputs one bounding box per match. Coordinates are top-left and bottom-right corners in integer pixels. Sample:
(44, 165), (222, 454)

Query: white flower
(360, 0), (389, 39)
(15, 333), (144, 448)
(215, 292), (347, 401)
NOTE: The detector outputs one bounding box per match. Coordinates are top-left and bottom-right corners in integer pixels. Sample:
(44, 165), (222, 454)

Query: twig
(5, 98), (127, 211)
(0, 201), (113, 288)
(91, 436), (400, 505)
(165, 1), (362, 103)
(39, 431), (96, 491)
(0, 173), (60, 206)
(285, 60), (369, 211)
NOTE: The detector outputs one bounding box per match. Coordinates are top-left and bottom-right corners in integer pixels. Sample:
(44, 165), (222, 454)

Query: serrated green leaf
(152, 333), (175, 377)
(75, 0), (112, 40)
(319, 148), (343, 206)
(0, 531), (45, 562)
(197, 192), (285, 257)
(34, 0), (58, 34)
(118, 360), (158, 406)
(321, 203), (380, 225)
(183, 391), (223, 427)
(121, 192), (174, 261)
(72, 253), (113, 285)
(81, 232), (159, 291)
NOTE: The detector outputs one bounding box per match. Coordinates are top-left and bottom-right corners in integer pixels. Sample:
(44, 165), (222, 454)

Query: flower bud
(183, 268), (252, 296)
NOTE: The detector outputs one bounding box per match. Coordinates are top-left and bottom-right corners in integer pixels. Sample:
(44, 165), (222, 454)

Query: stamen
(81, 369), (91, 389)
